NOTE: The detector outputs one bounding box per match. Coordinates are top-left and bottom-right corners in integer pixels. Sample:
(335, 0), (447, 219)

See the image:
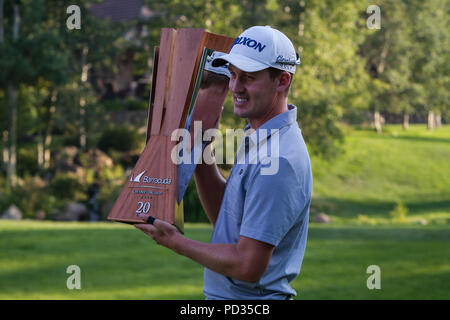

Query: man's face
(228, 65), (278, 121)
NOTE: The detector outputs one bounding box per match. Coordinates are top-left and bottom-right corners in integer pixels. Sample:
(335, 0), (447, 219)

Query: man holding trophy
(135, 26), (312, 300)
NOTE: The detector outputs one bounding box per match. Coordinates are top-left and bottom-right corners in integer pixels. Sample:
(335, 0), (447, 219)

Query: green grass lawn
(310, 124), (450, 225)
(1, 124), (449, 299)
(0, 220), (448, 300)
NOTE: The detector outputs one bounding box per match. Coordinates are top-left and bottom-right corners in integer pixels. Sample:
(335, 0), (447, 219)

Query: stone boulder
(54, 146), (80, 172)
(55, 202), (89, 221)
(312, 212), (331, 224)
(417, 219), (428, 226)
(54, 147), (113, 176)
(86, 148), (114, 171)
(1, 204), (23, 220)
(35, 210), (46, 220)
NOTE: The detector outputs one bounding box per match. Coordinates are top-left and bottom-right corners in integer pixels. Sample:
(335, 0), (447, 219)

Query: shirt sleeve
(240, 157), (306, 246)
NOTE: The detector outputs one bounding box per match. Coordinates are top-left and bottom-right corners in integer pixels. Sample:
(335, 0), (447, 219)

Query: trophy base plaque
(107, 135), (184, 232)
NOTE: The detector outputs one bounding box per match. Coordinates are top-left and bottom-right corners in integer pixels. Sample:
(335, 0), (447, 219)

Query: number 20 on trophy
(136, 201), (151, 214)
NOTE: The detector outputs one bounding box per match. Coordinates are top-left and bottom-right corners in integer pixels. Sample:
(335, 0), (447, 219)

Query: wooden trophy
(107, 28), (234, 233)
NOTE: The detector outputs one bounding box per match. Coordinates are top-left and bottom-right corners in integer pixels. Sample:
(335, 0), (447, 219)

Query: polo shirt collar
(244, 104), (298, 145)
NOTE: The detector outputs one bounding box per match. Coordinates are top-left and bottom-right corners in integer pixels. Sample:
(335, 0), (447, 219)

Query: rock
(312, 212), (331, 224)
(54, 147), (113, 178)
(1, 204), (23, 220)
(54, 146), (80, 172)
(35, 210), (46, 220)
(55, 202), (89, 221)
(418, 219), (428, 226)
(30, 176), (47, 189)
(86, 148), (114, 171)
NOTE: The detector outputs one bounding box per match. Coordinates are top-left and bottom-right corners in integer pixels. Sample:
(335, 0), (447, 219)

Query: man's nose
(230, 78), (245, 93)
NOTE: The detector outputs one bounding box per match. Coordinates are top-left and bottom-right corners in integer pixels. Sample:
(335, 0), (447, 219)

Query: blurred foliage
(102, 98), (148, 111)
(125, 98), (148, 111)
(97, 125), (142, 154)
(0, 175), (63, 219)
(183, 179), (209, 223)
(0, 0), (449, 222)
(48, 173), (86, 200)
(390, 201), (409, 223)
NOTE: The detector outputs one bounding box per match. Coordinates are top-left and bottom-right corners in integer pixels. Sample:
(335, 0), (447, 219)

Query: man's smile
(234, 96), (249, 107)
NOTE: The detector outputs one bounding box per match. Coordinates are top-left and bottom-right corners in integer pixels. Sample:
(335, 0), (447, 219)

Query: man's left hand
(135, 214), (180, 249)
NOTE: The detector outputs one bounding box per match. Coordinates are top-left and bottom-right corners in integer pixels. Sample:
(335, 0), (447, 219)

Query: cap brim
(212, 53), (269, 73)
(204, 65), (230, 78)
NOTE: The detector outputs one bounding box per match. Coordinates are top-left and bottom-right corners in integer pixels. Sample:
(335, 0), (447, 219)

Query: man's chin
(233, 106), (250, 119)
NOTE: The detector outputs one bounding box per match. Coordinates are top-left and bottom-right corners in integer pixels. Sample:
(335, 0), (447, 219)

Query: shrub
(102, 100), (126, 111)
(356, 214), (377, 225)
(97, 125), (141, 154)
(390, 202), (408, 223)
(0, 176), (65, 219)
(48, 173), (86, 201)
(183, 179), (209, 223)
(17, 144), (38, 176)
(126, 98), (148, 111)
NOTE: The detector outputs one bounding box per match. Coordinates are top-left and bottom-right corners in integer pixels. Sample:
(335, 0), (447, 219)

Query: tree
(275, 0), (373, 155)
(359, 0), (415, 132)
(142, 0), (373, 157)
(0, 0), (128, 184)
(408, 0), (450, 130)
(0, 1), (83, 183)
(360, 0), (449, 132)
(1, 0), (22, 187)
(58, 1), (127, 151)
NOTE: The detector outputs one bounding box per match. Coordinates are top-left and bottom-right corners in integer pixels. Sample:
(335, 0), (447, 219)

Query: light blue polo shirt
(203, 105), (313, 300)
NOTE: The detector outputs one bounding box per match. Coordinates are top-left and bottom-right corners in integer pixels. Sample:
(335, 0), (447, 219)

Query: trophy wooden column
(107, 28), (234, 233)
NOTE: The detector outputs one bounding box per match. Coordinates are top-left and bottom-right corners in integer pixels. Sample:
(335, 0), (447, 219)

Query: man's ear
(277, 71), (291, 93)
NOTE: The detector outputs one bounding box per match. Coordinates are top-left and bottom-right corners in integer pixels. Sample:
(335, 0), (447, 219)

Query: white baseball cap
(204, 51), (230, 78)
(212, 25), (300, 74)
